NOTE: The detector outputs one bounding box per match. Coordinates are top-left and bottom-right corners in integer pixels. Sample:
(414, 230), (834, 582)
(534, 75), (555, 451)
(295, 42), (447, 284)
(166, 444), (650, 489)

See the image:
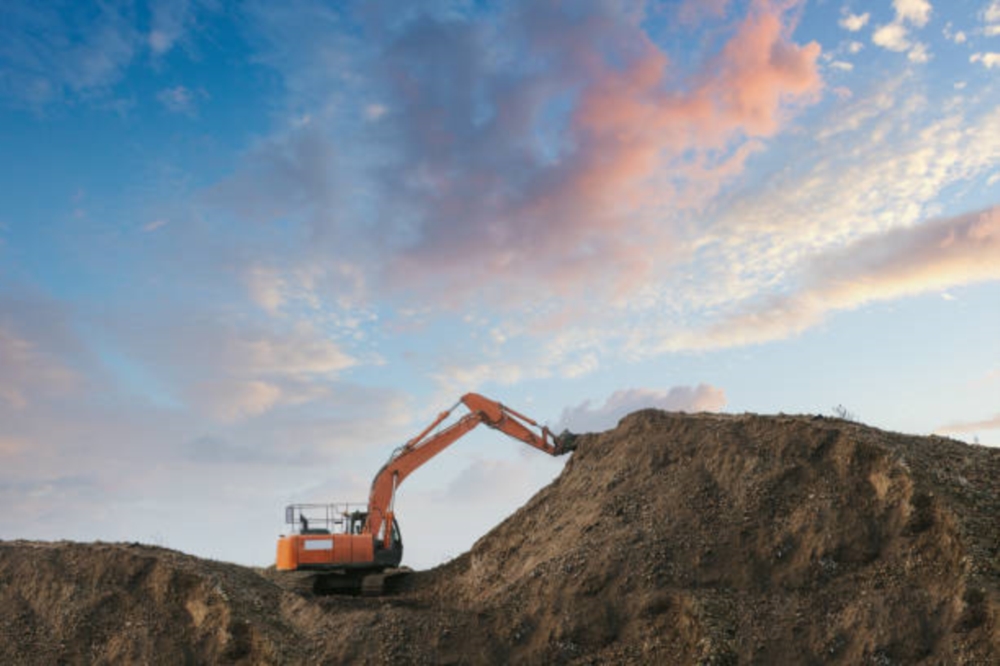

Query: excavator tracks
(278, 568), (411, 597)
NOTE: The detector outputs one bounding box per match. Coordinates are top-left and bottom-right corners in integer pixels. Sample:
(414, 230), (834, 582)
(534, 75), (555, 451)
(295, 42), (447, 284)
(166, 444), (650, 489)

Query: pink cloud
(377, 1), (822, 306)
(936, 415), (1000, 435)
(710, 7), (821, 135)
(659, 206), (1000, 351)
(555, 385), (727, 432)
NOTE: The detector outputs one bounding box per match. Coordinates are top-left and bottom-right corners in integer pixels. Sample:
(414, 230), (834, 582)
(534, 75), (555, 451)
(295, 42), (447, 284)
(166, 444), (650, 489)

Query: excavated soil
(2, 412), (998, 664)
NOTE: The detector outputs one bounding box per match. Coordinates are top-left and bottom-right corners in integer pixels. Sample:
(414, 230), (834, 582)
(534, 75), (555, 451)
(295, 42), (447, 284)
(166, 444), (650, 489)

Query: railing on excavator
(284, 503), (368, 535)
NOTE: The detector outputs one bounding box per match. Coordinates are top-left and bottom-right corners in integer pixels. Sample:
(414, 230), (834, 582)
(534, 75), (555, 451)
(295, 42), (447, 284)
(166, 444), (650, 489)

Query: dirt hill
(2, 412), (998, 664)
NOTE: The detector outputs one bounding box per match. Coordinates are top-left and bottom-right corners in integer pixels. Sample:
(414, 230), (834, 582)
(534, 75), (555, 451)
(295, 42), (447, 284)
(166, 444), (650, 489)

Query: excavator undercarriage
(280, 566), (411, 596)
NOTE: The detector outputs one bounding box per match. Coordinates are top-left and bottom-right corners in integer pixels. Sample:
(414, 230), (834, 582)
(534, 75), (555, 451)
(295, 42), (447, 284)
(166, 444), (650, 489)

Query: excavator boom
(366, 393), (566, 545)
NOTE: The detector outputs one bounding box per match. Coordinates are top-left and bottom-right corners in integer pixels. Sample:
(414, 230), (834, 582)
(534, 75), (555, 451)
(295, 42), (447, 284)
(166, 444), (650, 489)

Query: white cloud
(971, 52), (1000, 68)
(907, 42), (930, 63)
(848, 41), (865, 54)
(830, 61), (854, 71)
(944, 24), (968, 44)
(894, 0), (932, 27)
(554, 386), (727, 433)
(873, 23), (911, 52)
(143, 219), (168, 232)
(872, 1), (933, 61)
(839, 12), (870, 32)
(985, 1), (1000, 35)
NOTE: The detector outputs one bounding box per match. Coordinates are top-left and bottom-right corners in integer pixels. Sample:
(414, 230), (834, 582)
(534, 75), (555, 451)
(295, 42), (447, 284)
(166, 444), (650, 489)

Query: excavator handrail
(364, 393), (570, 546)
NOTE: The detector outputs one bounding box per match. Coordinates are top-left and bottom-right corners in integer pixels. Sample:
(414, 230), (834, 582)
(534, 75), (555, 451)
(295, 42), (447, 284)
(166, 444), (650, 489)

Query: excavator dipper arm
(365, 393), (565, 547)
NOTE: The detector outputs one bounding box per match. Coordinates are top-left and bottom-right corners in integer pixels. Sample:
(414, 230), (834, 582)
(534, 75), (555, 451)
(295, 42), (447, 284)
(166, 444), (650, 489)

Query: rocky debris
(2, 411), (998, 664)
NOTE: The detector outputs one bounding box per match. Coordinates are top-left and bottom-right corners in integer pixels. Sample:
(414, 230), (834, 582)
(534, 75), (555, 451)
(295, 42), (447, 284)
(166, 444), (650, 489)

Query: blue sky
(2, 0), (999, 569)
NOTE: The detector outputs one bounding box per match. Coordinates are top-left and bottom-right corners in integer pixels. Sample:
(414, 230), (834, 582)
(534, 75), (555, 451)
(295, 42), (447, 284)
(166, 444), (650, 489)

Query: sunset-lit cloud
(661, 207), (1000, 351)
(0, 301), (82, 411)
(213, 0), (822, 311)
(555, 386), (727, 433)
(937, 415), (1000, 435)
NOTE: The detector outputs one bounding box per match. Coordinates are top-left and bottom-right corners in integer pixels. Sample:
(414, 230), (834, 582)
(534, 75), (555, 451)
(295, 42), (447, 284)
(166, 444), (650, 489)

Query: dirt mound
(2, 412), (998, 664)
(421, 412), (1000, 663)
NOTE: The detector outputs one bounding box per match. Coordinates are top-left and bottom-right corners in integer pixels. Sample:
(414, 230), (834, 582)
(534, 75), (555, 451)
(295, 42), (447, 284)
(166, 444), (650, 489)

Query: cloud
(660, 207), (1000, 351)
(218, 0), (822, 311)
(441, 458), (540, 504)
(873, 23), (911, 52)
(986, 1), (1000, 36)
(943, 23), (967, 44)
(0, 2), (141, 106)
(378, 0), (820, 301)
(148, 0), (202, 56)
(894, 0), (932, 28)
(105, 303), (359, 421)
(907, 42), (930, 63)
(156, 85), (202, 115)
(191, 379), (285, 422)
(364, 103), (388, 121)
(555, 385), (727, 433)
(871, 0), (933, 61)
(0, 298), (83, 410)
(936, 415), (1000, 435)
(971, 52), (1000, 69)
(143, 219), (169, 232)
(839, 12), (870, 32)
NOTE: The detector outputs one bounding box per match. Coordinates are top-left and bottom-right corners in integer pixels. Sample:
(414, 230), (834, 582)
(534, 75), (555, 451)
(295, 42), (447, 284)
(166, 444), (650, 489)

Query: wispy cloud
(660, 207), (1000, 352)
(0, 298), (83, 410)
(0, 2), (141, 106)
(555, 385), (727, 433)
(156, 85), (204, 116)
(148, 0), (203, 56)
(936, 414), (1000, 435)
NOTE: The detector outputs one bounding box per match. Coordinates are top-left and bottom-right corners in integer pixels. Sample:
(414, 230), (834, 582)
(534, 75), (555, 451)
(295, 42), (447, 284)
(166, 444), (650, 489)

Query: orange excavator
(275, 393), (573, 594)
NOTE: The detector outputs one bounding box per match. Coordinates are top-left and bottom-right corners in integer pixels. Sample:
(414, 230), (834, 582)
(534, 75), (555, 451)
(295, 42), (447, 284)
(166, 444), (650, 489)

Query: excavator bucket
(556, 430), (578, 453)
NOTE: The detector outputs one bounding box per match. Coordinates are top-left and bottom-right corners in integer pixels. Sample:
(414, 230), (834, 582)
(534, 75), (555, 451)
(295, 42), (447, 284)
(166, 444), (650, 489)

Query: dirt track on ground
(2, 412), (998, 664)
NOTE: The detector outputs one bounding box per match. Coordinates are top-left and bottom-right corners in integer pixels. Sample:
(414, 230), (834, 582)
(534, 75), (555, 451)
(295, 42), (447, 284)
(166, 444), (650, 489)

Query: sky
(1, 0), (999, 570)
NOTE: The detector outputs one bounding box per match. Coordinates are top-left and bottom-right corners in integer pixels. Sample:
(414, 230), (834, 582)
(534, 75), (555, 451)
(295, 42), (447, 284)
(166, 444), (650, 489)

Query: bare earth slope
(2, 412), (998, 664)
